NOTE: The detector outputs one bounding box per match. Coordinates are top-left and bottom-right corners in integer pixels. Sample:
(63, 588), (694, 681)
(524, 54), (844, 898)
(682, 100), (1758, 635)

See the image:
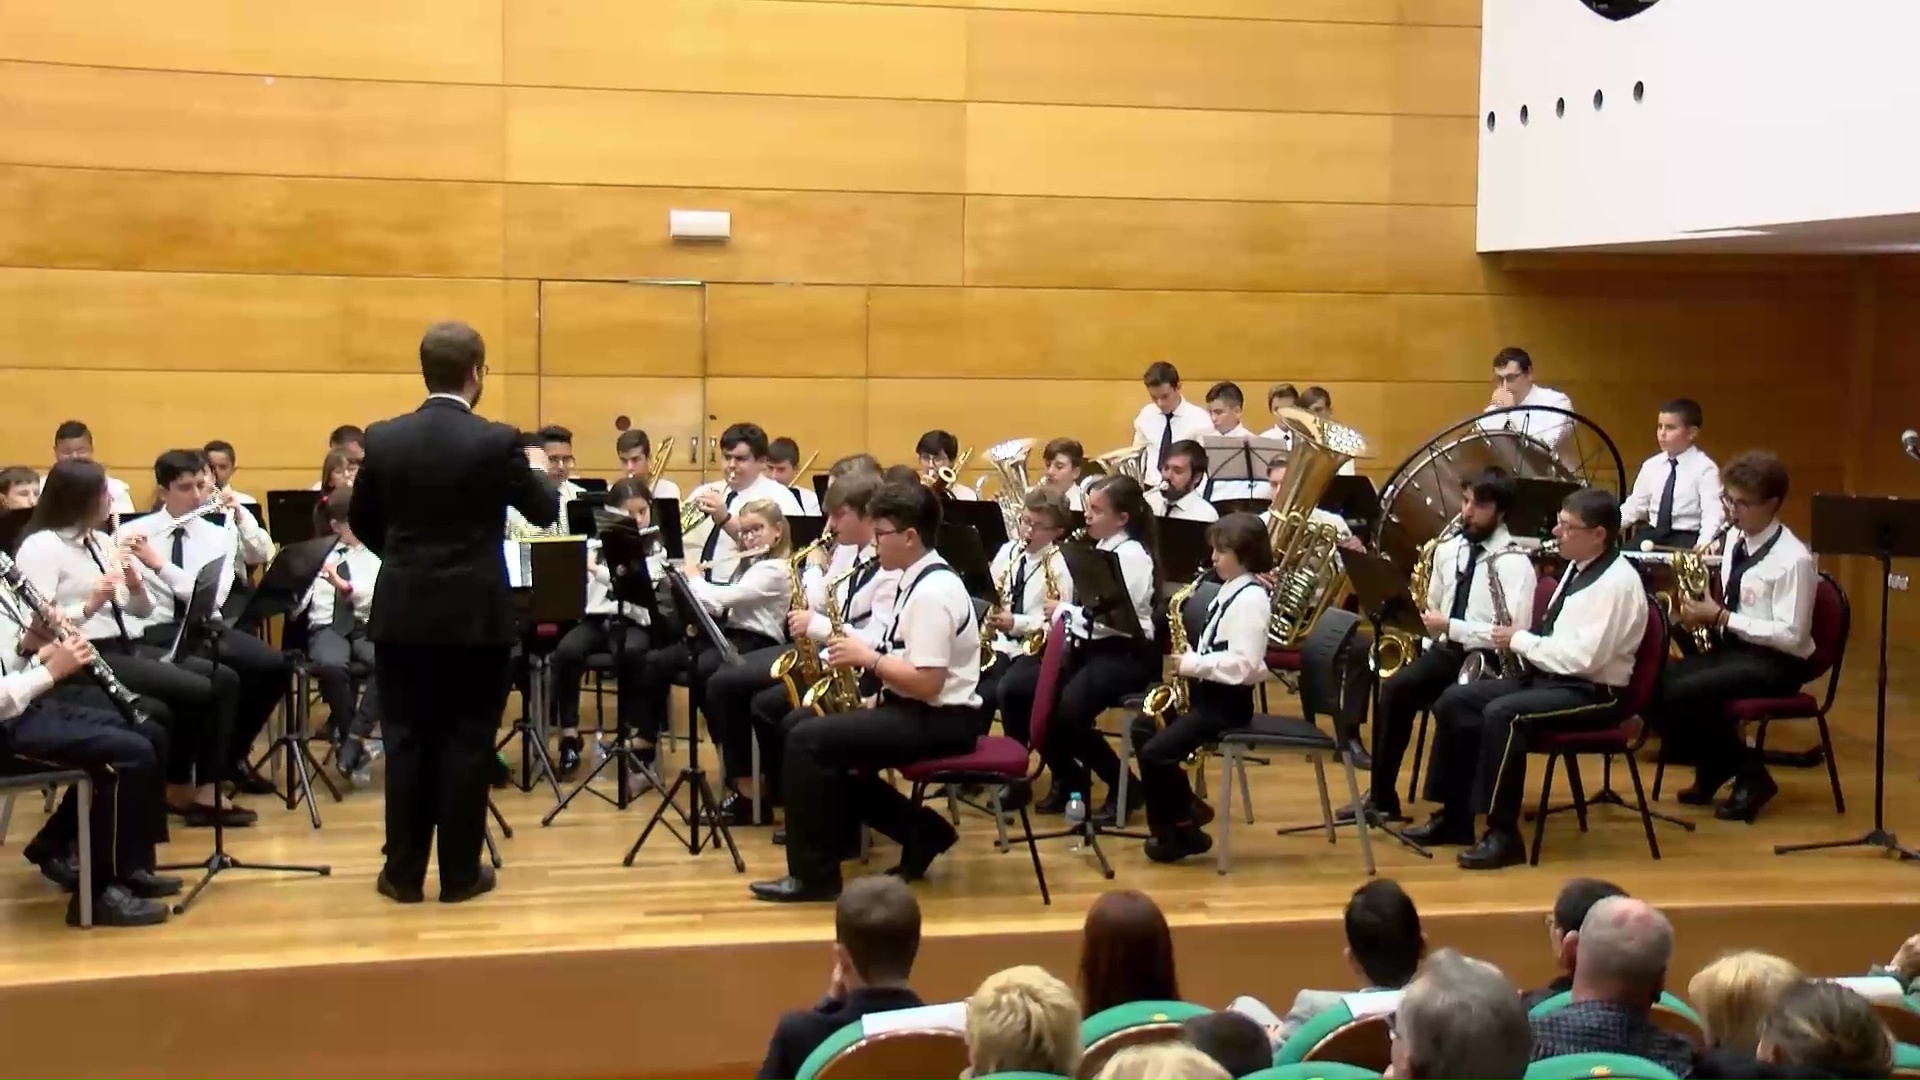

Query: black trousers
(706, 645), (786, 784)
(632, 629), (777, 749)
(1629, 523), (1700, 551)
(1370, 642), (1464, 807)
(97, 641), (238, 787)
(547, 616), (653, 732)
(1426, 673), (1623, 829)
(1134, 683), (1254, 834)
(1042, 638), (1154, 795)
(374, 643), (511, 893)
(308, 626), (379, 739)
(7, 691), (167, 883)
(994, 654), (1043, 746)
(974, 655), (1011, 736)
(781, 701), (978, 883)
(1644, 645), (1806, 787)
(142, 623), (287, 771)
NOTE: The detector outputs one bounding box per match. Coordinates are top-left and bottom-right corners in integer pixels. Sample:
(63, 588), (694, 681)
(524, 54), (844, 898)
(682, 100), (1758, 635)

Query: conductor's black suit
(350, 394), (557, 894)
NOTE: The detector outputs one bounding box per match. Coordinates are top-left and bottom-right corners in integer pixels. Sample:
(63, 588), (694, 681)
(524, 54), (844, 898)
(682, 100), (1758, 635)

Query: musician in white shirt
(507, 425), (584, 535)
(1644, 451), (1814, 824)
(1476, 347), (1575, 450)
(299, 486), (383, 779)
(1132, 362), (1214, 487)
(49, 420), (136, 517)
(1416, 489), (1648, 870)
(686, 423), (806, 581)
(1134, 514), (1274, 863)
(616, 428), (681, 502)
(1147, 441), (1220, 523)
(1201, 382), (1270, 503)
(1039, 438), (1087, 512)
(981, 488), (1076, 750)
(201, 440), (258, 507)
(916, 429), (980, 501)
(768, 436), (824, 515)
(1299, 388), (1359, 477)
(1, 465), (38, 510)
(1258, 382), (1301, 448)
(1622, 399), (1724, 551)
(751, 481), (981, 903)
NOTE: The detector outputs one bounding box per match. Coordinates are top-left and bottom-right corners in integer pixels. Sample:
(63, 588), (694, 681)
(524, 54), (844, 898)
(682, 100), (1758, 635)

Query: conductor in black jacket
(350, 321), (558, 904)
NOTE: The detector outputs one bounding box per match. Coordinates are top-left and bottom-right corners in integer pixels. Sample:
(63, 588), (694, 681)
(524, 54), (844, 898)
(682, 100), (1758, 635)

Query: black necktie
(170, 526), (187, 569)
(331, 551), (355, 633)
(700, 489), (741, 580)
(1447, 544), (1482, 621)
(1537, 560), (1599, 637)
(1656, 458), (1679, 531)
(1158, 413), (1175, 472)
(1010, 556), (1032, 615)
(1724, 533), (1780, 614)
(843, 557), (880, 621)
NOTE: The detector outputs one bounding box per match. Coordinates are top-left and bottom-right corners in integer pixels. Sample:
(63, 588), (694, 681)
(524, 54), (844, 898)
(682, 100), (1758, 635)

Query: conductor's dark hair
(53, 420), (91, 445)
(536, 424), (574, 447)
(328, 425), (365, 448)
(718, 422), (769, 459)
(1660, 398), (1705, 429)
(1562, 487), (1622, 536)
(867, 480), (941, 544)
(1088, 475), (1160, 573)
(325, 483), (354, 525)
(1302, 386), (1333, 411)
(1182, 1012), (1274, 1079)
(418, 321), (486, 394)
(914, 429), (959, 462)
(615, 429), (652, 458)
(1142, 361), (1181, 388)
(1345, 879), (1426, 989)
(1551, 878), (1627, 934)
(23, 459), (108, 541)
(154, 449), (204, 489)
(1205, 381), (1244, 409)
(1465, 466), (1518, 515)
(1207, 513), (1274, 575)
(1043, 438), (1085, 470)
(1166, 439), (1208, 479)
(607, 476), (651, 506)
(1267, 383), (1300, 408)
(1493, 346), (1534, 373)
(1722, 450), (1790, 505)
(835, 877), (922, 985)
(768, 436), (801, 466)
(824, 470), (883, 516)
(203, 440), (236, 461)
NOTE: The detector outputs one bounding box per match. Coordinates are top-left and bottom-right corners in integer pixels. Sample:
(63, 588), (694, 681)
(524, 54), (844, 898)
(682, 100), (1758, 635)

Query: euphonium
(1266, 407), (1371, 648)
(801, 559), (869, 715)
(769, 532), (832, 707)
(1374, 513), (1462, 677)
(1090, 442), (1149, 483)
(985, 438), (1036, 538)
(1142, 566), (1208, 724)
(1647, 522), (1730, 654)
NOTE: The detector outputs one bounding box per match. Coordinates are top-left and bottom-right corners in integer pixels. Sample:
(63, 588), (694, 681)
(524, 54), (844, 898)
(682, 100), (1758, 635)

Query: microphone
(1903, 430), (1920, 462)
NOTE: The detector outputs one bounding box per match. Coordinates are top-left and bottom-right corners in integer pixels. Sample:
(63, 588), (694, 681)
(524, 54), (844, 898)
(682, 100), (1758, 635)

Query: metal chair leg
(1529, 753), (1559, 867)
(1312, 755), (1334, 843)
(1216, 745), (1237, 876)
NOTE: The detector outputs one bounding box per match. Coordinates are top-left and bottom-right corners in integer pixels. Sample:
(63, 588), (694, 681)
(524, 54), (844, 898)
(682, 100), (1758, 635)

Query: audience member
(756, 878), (923, 1080)
(1388, 949), (1531, 1080)
(1079, 890), (1181, 1016)
(1277, 879), (1425, 1041)
(1687, 952), (1806, 1078)
(1755, 981), (1893, 1079)
(965, 965), (1083, 1079)
(1095, 1042), (1230, 1080)
(1528, 897), (1694, 1076)
(1525, 877), (1629, 1008)
(1183, 1011), (1274, 1079)
(1869, 932), (1920, 994)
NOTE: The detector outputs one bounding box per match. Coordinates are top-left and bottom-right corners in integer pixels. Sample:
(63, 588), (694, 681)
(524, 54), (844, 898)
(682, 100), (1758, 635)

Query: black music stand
(572, 476), (610, 495)
(160, 558), (331, 913)
(934, 521), (997, 601)
(1156, 518), (1213, 585)
(648, 498), (687, 561)
(1776, 494), (1920, 863)
(1320, 476), (1383, 540)
(545, 518), (669, 824)
(1203, 434), (1284, 503)
(942, 500), (1010, 565)
(623, 557), (746, 871)
(789, 514), (828, 550)
(1047, 544), (1146, 865)
(811, 474), (830, 503)
(265, 490), (324, 546)
(564, 492), (609, 536)
(497, 538), (585, 807)
(240, 536), (344, 826)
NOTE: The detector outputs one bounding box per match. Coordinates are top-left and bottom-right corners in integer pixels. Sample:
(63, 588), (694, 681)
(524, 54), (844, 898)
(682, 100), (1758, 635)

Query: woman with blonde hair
(1687, 952), (1805, 1078)
(966, 966), (1083, 1079)
(1094, 1041), (1230, 1080)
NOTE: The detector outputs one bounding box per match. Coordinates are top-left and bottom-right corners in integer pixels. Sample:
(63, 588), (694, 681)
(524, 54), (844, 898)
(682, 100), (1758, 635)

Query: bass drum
(1371, 405), (1626, 576)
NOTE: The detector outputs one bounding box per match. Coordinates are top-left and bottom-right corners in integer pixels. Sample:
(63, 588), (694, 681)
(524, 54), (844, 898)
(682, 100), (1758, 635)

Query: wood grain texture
(536, 377), (708, 473)
(0, 62), (505, 182)
(505, 0), (967, 100)
(706, 284), (869, 377)
(537, 281), (706, 377)
(821, 0), (1480, 25)
(705, 377), (872, 464)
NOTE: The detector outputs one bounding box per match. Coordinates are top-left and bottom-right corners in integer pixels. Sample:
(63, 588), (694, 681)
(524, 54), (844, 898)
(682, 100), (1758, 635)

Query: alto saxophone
(1373, 513), (1461, 677)
(768, 533), (831, 707)
(980, 546), (1019, 671)
(1141, 566), (1208, 724)
(1458, 546), (1527, 683)
(801, 558), (870, 715)
(1023, 545), (1060, 657)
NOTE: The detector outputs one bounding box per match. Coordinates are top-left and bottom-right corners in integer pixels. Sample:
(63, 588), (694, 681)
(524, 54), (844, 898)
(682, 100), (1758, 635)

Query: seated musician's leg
(547, 619), (606, 775)
(1460, 682), (1618, 870)
(1407, 678), (1515, 846)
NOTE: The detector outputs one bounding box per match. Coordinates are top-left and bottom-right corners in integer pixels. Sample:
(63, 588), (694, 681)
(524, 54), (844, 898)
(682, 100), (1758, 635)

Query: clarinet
(0, 551), (149, 726)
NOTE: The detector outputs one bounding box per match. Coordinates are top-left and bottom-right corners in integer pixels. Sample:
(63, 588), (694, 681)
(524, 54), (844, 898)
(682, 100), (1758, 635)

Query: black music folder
(941, 498), (1010, 559)
(1510, 478), (1581, 542)
(265, 489), (324, 546)
(649, 497), (686, 561)
(1060, 544), (1143, 639)
(1155, 517), (1213, 585)
(1319, 475), (1383, 540)
(934, 524), (996, 601)
(788, 514), (828, 550)
(571, 476), (610, 494)
(565, 491), (610, 536)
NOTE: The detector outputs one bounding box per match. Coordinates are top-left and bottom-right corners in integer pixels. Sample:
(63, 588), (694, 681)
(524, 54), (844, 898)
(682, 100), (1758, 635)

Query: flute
(0, 552), (148, 726)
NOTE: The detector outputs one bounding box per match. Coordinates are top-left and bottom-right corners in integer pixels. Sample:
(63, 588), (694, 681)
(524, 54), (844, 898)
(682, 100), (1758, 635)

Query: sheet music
(503, 540), (533, 588)
(860, 1001), (967, 1035)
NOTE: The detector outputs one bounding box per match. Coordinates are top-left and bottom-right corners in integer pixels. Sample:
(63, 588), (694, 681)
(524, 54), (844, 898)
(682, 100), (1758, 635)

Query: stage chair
(795, 1023), (970, 1080)
(1528, 990), (1698, 1021)
(1275, 997), (1399, 1069)
(1894, 1040), (1920, 1078)
(0, 766), (94, 928)
(1246, 1065), (1381, 1080)
(1524, 1053), (1679, 1080)
(1077, 1001), (1212, 1079)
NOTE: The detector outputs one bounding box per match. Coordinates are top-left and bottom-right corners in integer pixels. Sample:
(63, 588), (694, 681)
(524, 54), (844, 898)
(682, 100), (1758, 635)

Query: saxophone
(1140, 566), (1208, 724)
(1373, 513), (1461, 677)
(1023, 545), (1061, 657)
(980, 546), (1019, 671)
(1457, 546), (1527, 683)
(801, 559), (870, 715)
(768, 533), (832, 708)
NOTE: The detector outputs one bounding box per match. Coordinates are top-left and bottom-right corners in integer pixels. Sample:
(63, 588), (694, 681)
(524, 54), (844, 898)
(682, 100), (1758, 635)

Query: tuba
(985, 438), (1036, 538)
(1266, 407), (1371, 648)
(769, 531), (833, 707)
(1089, 442), (1149, 483)
(1142, 566), (1208, 725)
(1373, 513), (1460, 677)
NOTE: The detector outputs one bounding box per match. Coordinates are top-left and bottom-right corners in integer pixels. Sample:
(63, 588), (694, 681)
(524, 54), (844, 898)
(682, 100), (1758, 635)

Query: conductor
(351, 322), (558, 904)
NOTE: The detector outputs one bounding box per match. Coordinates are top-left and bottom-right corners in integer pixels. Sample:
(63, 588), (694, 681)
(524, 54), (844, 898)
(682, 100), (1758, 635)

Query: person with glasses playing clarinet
(751, 481), (980, 903)
(1643, 451), (1813, 823)
(1410, 488), (1647, 870)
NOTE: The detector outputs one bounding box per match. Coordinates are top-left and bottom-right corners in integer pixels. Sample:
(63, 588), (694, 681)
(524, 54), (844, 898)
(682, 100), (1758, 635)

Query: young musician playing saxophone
(1412, 489), (1647, 870)
(13, 459), (252, 828)
(1643, 451), (1812, 823)
(980, 487), (1075, 752)
(1134, 513), (1274, 863)
(750, 480), (981, 903)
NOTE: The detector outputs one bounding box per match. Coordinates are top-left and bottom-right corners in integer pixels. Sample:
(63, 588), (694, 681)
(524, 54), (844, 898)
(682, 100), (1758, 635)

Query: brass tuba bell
(985, 438), (1036, 537)
(1090, 442), (1149, 483)
(1266, 407), (1371, 648)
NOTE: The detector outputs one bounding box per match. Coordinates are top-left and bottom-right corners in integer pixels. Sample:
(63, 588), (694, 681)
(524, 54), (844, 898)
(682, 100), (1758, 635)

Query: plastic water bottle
(1064, 792), (1088, 853)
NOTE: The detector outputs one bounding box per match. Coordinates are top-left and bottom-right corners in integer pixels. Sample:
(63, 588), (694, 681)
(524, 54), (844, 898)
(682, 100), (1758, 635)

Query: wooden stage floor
(6, 662), (1920, 1077)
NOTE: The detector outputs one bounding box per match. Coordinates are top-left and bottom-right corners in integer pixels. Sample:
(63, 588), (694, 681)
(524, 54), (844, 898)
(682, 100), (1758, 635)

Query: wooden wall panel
(704, 378), (872, 467)
(0, 63), (504, 182)
(706, 285), (868, 377)
(503, 185), (961, 285)
(537, 282), (706, 377)
(536, 378), (708, 473)
(500, 281), (541, 376)
(0, 166), (505, 279)
(831, 0), (1479, 26)
(505, 88), (964, 192)
(505, 0), (966, 100)
(0, 0), (502, 83)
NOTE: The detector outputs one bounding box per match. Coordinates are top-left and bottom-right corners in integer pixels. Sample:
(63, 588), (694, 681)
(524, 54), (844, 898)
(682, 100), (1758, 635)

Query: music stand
(942, 500), (1010, 563)
(160, 557), (332, 913)
(811, 474), (830, 503)
(265, 490), (324, 546)
(240, 536), (345, 825)
(649, 498), (686, 560)
(1320, 475), (1383, 540)
(1048, 545), (1146, 861)
(1509, 479), (1581, 543)
(564, 492), (609, 536)
(1211, 498), (1269, 518)
(572, 476), (610, 494)
(498, 537), (585, 806)
(1203, 434), (1285, 504)
(1156, 518), (1213, 585)
(934, 521), (997, 601)
(1776, 494), (1920, 863)
(788, 514), (828, 550)
(623, 555), (746, 872)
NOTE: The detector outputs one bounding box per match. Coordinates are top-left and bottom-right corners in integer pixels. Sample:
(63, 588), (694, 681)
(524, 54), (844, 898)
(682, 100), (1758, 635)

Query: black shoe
(1716, 772), (1779, 823)
(1404, 813), (1474, 847)
(1033, 788), (1072, 815)
(439, 864), (497, 904)
(336, 736), (370, 783)
(123, 869), (183, 900)
(69, 883), (169, 927)
(27, 851), (79, 892)
(1192, 797), (1216, 828)
(1092, 781), (1145, 827)
(887, 830), (958, 882)
(557, 735), (584, 778)
(771, 828), (787, 846)
(1457, 827), (1527, 870)
(1144, 827), (1215, 864)
(717, 791), (756, 827)
(377, 869), (425, 904)
(228, 768), (278, 797)
(1677, 770), (1732, 806)
(1334, 790), (1405, 825)
(170, 802), (257, 828)
(750, 875), (842, 903)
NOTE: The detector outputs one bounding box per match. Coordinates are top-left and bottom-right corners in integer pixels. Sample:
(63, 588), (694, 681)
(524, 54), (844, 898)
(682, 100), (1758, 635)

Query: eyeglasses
(871, 526), (903, 541)
(1723, 495), (1761, 511)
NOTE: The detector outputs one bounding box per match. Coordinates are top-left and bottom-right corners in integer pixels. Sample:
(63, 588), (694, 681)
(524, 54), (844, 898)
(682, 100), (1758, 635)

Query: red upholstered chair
(895, 613), (1072, 905)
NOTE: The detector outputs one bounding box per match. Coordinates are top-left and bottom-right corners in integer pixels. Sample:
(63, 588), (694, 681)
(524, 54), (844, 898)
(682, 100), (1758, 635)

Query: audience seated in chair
(1524, 878), (1629, 1009)
(757, 877), (924, 1080)
(1686, 951), (1804, 1078)
(1095, 1042), (1230, 1080)
(1746, 980), (1894, 1080)
(1277, 879), (1425, 1044)
(1079, 890), (1181, 1016)
(1185, 1011), (1279, 1079)
(965, 965), (1083, 1079)
(1528, 897), (1693, 1077)
(1386, 948), (1530, 1080)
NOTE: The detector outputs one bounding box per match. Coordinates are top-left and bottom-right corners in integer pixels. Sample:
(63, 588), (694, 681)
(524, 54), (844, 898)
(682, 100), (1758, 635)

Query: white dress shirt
(120, 512), (233, 625)
(508, 478), (583, 535)
(881, 551), (981, 708)
(690, 557), (790, 641)
(303, 543), (381, 631)
(225, 487), (259, 507)
(1720, 521), (1816, 660)
(230, 502), (276, 568)
(1477, 385), (1575, 449)
(1258, 425), (1295, 451)
(14, 528), (155, 642)
(0, 591), (58, 722)
(694, 473), (805, 584)
(648, 476), (682, 502)
(985, 540), (1076, 657)
(1149, 487), (1221, 523)
(1055, 482), (1086, 512)
(1131, 398), (1213, 485)
(1622, 444), (1725, 538)
(1176, 574), (1271, 687)
(787, 484), (822, 516)
(1510, 551), (1648, 687)
(804, 545), (899, 648)
(1423, 526), (1539, 650)
(1057, 532), (1157, 644)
